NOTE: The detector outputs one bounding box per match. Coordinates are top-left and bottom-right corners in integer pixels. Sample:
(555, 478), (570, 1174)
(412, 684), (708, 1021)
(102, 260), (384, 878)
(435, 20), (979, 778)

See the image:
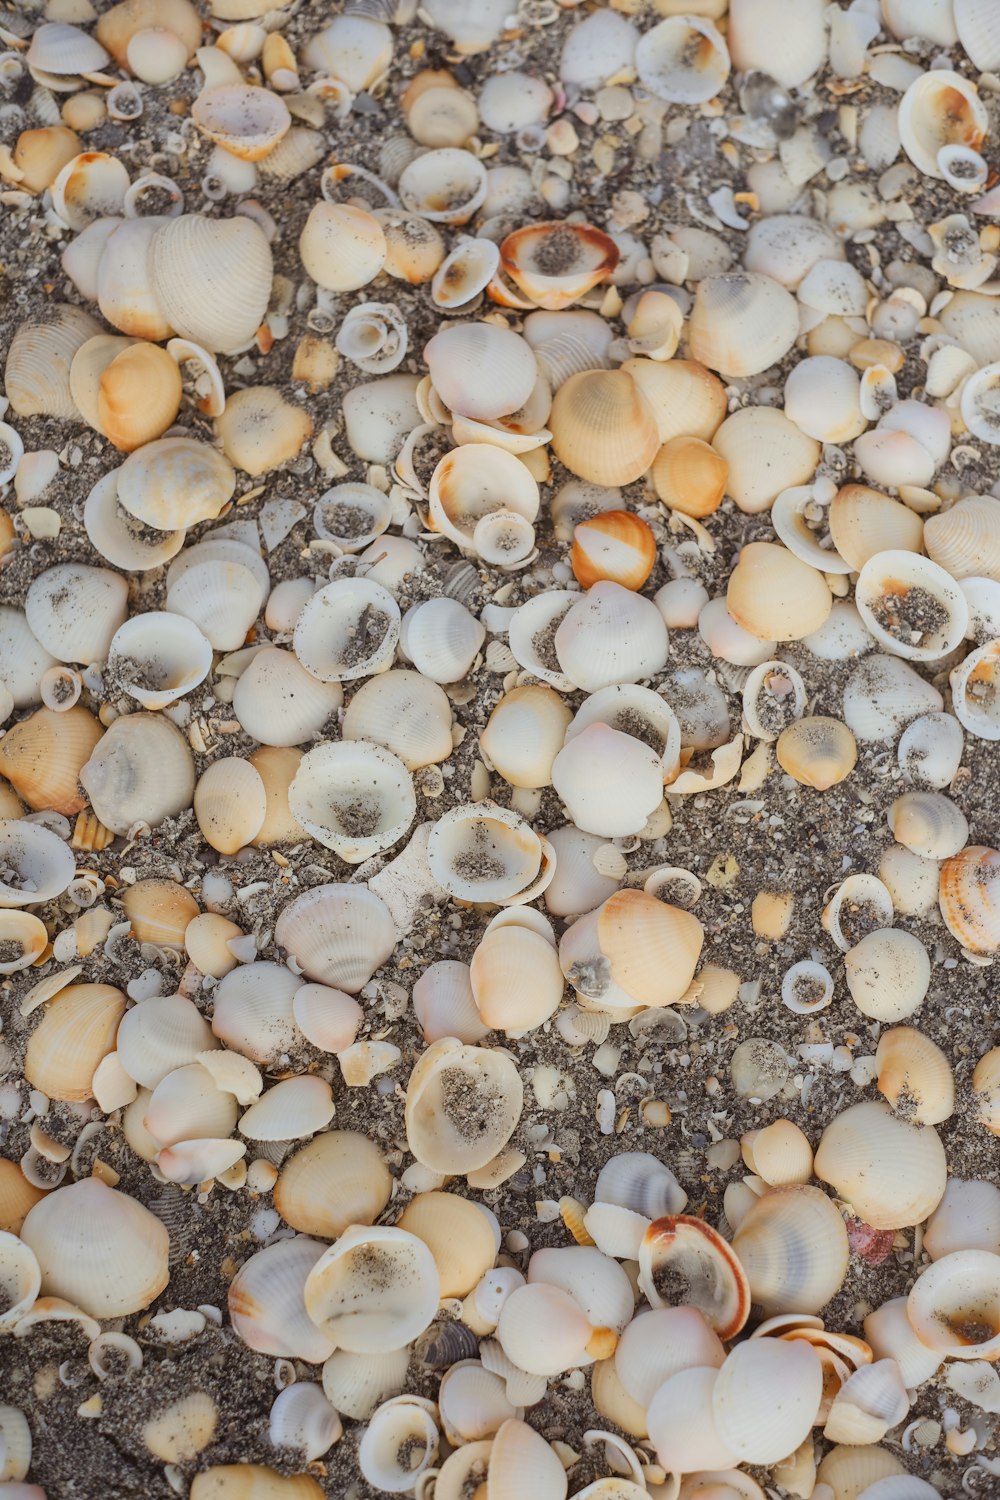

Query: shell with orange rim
(939, 844), (1000, 954)
(497, 221), (619, 310)
(571, 511), (657, 591)
(637, 1214), (750, 1340)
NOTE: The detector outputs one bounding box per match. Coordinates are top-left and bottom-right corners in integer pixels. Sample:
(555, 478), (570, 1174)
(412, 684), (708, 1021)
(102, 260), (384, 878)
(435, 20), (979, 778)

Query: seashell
(555, 582), (669, 693)
(405, 1036), (523, 1174)
(83, 470), (184, 574)
(0, 1230), (41, 1333)
(781, 959), (834, 1014)
(188, 1465), (323, 1499)
(560, 889), (703, 1013)
(358, 1397), (439, 1493)
(428, 445), (539, 553)
(249, 745), (308, 846)
(27, 21), (111, 75)
(0, 610), (58, 713)
(24, 982), (125, 1103)
(106, 612), (212, 712)
(784, 356), (865, 444)
(118, 993), (217, 1089)
(646, 1367), (739, 1475)
(823, 1359), (909, 1447)
(399, 1192), (498, 1300)
(712, 407), (820, 514)
(523, 310), (615, 394)
(855, 551), (968, 663)
(924, 1178), (1000, 1260)
(425, 323), (537, 423)
(148, 213), (272, 354)
(398, 147), (487, 225)
(209, 960), (302, 1067)
(613, 1306), (723, 1413)
(290, 982), (362, 1053)
(822, 872), (894, 951)
(878, 843), (939, 919)
(729, 0), (826, 87)
(192, 83), (290, 162)
(215, 387), (313, 477)
(269, 1383), (341, 1462)
(863, 1297), (943, 1389)
(437, 1360), (517, 1444)
(231, 648), (340, 749)
(193, 757), (267, 856)
(293, 577), (401, 683)
(5, 304), (102, 420)
(303, 13), (392, 88)
(728, 543), (832, 642)
(404, 72), (478, 150)
(275, 1132), (391, 1240)
(898, 69), (987, 179)
(652, 435), (728, 519)
(230, 1236), (337, 1364)
(496, 1282), (601, 1377)
(80, 712), (195, 835)
(974, 1047), (1000, 1134)
(333, 303), (407, 377)
(907, 1249), (1000, 1361)
(745, 215), (844, 290)
(341, 671), (451, 773)
(0, 911), (47, 974)
(431, 237), (500, 310)
(276, 883), (397, 992)
(239, 1075), (334, 1141)
(814, 1101), (946, 1230)
(507, 590), (578, 692)
(20, 1177), (169, 1318)
(288, 741), (415, 863)
(570, 512), (656, 593)
(549, 371), (660, 487)
(688, 273), (800, 378)
(636, 16), (729, 103)
(776, 715), (857, 790)
(955, 0), (1000, 68)
(742, 661), (807, 743)
(939, 844), (1000, 954)
(498, 222), (618, 311)
(413, 960), (488, 1045)
(622, 358), (726, 449)
(825, 485), (923, 574)
(567, 685), (680, 781)
(321, 1347), (409, 1427)
(426, 801), (547, 906)
(399, 598), (485, 683)
(96, 219), (174, 341)
(0, 818), (76, 908)
(145, 1063), (238, 1149)
(0, 1160), (47, 1237)
(713, 1337), (824, 1466)
(699, 598), (777, 669)
(741, 1120), (813, 1187)
(552, 724), (664, 839)
(470, 510), (536, 566)
(888, 788), (968, 860)
(0, 706), (103, 815)
(25, 563), (128, 666)
(115, 437), (235, 535)
(94, 341), (183, 452)
(951, 638), (1000, 741)
(300, 203), (387, 295)
(732, 1185), (849, 1314)
(844, 928), (930, 1022)
(470, 923), (564, 1034)
(875, 1026), (954, 1125)
(51, 154), (129, 234)
(842, 653), (942, 744)
(376, 209), (446, 285)
(305, 1224), (439, 1352)
(479, 71), (553, 134)
(479, 686), (571, 791)
(638, 1215), (749, 1339)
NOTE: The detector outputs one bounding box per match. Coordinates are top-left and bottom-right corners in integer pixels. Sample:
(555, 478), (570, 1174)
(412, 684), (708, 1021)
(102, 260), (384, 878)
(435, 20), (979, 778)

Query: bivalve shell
(814, 1101), (947, 1229)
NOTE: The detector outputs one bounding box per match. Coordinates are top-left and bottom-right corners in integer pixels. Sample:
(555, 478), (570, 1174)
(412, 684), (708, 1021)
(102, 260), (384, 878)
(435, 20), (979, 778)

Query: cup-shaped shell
(638, 1216), (750, 1340)
(210, 961), (301, 1066)
(0, 1230), (41, 1332)
(742, 661), (807, 743)
(148, 213), (273, 354)
(470, 924), (564, 1034)
(898, 69), (987, 178)
(856, 551), (968, 661)
(822, 872), (894, 952)
(108, 612), (213, 711)
(233, 647), (342, 748)
(713, 1338), (824, 1466)
(844, 928), (930, 1022)
(570, 512), (656, 592)
(951, 639), (1000, 740)
(560, 889), (703, 1012)
(229, 1236), (337, 1364)
(549, 371), (660, 487)
(814, 1101), (946, 1229)
(304, 1224), (440, 1352)
(732, 1185), (849, 1315)
(80, 712), (195, 835)
(275, 883), (397, 992)
(25, 563), (128, 666)
(907, 1249), (1000, 1360)
(776, 716), (857, 791)
(426, 802), (543, 905)
(0, 705), (104, 815)
(192, 84), (291, 161)
(428, 445), (539, 553)
(314, 482), (393, 551)
(431, 237), (500, 310)
(636, 16), (729, 103)
(288, 741), (415, 863)
(268, 1383), (341, 1464)
(652, 435), (728, 519)
(24, 982), (125, 1103)
(924, 495), (1000, 583)
(0, 818), (76, 908)
(688, 272), (800, 377)
(20, 1177), (169, 1318)
(567, 684), (681, 780)
(939, 845), (1000, 954)
(498, 222), (618, 311)
(358, 1397), (440, 1493)
(507, 590), (578, 692)
(5, 304), (102, 420)
(293, 577), (400, 684)
(728, 543), (832, 643)
(115, 437), (236, 533)
(405, 1036), (523, 1174)
(875, 1026), (954, 1125)
(275, 1131), (391, 1240)
(552, 725), (664, 838)
(118, 993), (217, 1089)
(398, 147), (487, 225)
(424, 323), (537, 421)
(0, 912), (47, 974)
(555, 581), (669, 693)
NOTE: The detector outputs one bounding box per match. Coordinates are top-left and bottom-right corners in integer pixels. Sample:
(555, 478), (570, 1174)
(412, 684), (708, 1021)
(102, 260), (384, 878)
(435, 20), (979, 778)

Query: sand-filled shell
(732, 1185), (849, 1315)
(907, 1249), (1000, 1360)
(549, 371), (660, 487)
(814, 1101), (947, 1229)
(939, 845), (1000, 954)
(560, 889), (703, 1015)
(951, 639), (1000, 741)
(398, 147), (487, 225)
(405, 1036), (523, 1174)
(0, 705), (103, 816)
(109, 612), (213, 712)
(304, 1225), (439, 1352)
(426, 802), (546, 906)
(856, 551), (968, 662)
(688, 272), (800, 377)
(288, 741), (415, 863)
(293, 578), (401, 684)
(898, 68), (988, 178)
(638, 1215), (750, 1339)
(20, 1177), (169, 1319)
(148, 213), (273, 354)
(0, 911), (47, 975)
(0, 819), (76, 909)
(498, 221), (618, 311)
(83, 471), (185, 574)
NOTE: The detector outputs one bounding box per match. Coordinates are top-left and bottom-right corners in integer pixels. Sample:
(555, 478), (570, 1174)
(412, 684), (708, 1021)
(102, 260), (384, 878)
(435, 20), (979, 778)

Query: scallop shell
(938, 844), (1000, 954)
(0, 705), (103, 815)
(274, 883), (398, 992)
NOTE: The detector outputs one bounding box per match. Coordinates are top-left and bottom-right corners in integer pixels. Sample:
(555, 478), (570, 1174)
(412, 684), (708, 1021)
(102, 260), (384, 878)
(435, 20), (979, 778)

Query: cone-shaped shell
(20, 1178), (169, 1318)
(814, 1101), (947, 1229)
(549, 371), (660, 487)
(732, 1185), (850, 1315)
(24, 983), (125, 1103)
(0, 706), (103, 816)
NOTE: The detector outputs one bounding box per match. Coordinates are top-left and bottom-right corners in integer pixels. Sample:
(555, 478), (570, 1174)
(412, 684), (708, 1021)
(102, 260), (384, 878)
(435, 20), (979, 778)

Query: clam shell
(0, 1230), (41, 1333)
(229, 1236), (337, 1363)
(499, 222), (618, 311)
(951, 638), (1000, 740)
(118, 993), (217, 1089)
(399, 1192), (498, 1300)
(405, 1036), (523, 1174)
(939, 844), (1000, 954)
(876, 1025), (954, 1124)
(555, 581), (669, 692)
(863, 1296), (943, 1388)
(713, 1337), (824, 1465)
(25, 562), (128, 666)
(275, 883), (397, 992)
(210, 960), (302, 1066)
(292, 577), (401, 683)
(398, 147), (487, 225)
(215, 386), (313, 477)
(426, 801), (543, 905)
(732, 1184), (849, 1315)
(0, 911), (47, 975)
(24, 983), (125, 1103)
(635, 16), (729, 104)
(399, 598), (486, 683)
(145, 1063), (238, 1148)
(288, 741), (415, 862)
(898, 69), (987, 178)
(0, 818), (76, 908)
(907, 1249), (1000, 1360)
(275, 1131), (391, 1239)
(688, 272), (799, 378)
(115, 436), (236, 532)
(342, 670), (451, 771)
(83, 470), (185, 573)
(97, 218), (174, 341)
(358, 1397), (440, 1493)
(549, 371), (660, 487)
(233, 647), (341, 748)
(239, 1075), (334, 1141)
(109, 612), (213, 711)
(269, 1383), (341, 1463)
(470, 924), (564, 1034)
(148, 213), (273, 354)
(646, 1367), (738, 1475)
(192, 83), (291, 161)
(0, 609), (58, 710)
(560, 889), (703, 1012)
(713, 407), (820, 514)
(814, 1100), (946, 1230)
(305, 1224), (440, 1353)
(428, 444), (539, 551)
(855, 551), (968, 662)
(638, 1215), (750, 1339)
(80, 712), (195, 834)
(0, 705), (103, 815)
(194, 757), (268, 855)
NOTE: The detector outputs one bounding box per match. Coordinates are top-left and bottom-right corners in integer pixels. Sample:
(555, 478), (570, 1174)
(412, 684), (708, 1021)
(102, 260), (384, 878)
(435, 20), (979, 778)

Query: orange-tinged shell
(622, 356), (727, 443)
(776, 716), (858, 791)
(651, 434), (728, 517)
(13, 125), (82, 194)
(274, 1131), (392, 1240)
(499, 221), (619, 311)
(639, 1214), (750, 1340)
(939, 844), (1000, 954)
(0, 1157), (48, 1234)
(24, 983), (126, 1102)
(571, 510), (657, 590)
(549, 370), (660, 487)
(123, 878), (199, 947)
(190, 1465), (324, 1500)
(728, 542), (832, 642)
(0, 705), (104, 815)
(97, 341), (183, 452)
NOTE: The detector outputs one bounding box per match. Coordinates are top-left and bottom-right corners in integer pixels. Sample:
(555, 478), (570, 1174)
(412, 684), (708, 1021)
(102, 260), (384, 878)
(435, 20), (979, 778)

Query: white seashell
(399, 148), (487, 225)
(344, 374), (424, 465)
(960, 577), (1000, 643)
(529, 1245), (632, 1344)
(0, 609), (57, 710)
(305, 1224), (439, 1352)
(210, 961), (302, 1066)
(814, 1101), (947, 1230)
(25, 563), (128, 666)
(614, 1305), (723, 1411)
(855, 552), (968, 662)
(0, 1231), (41, 1332)
(192, 83), (290, 162)
(269, 1382), (342, 1461)
(118, 994), (217, 1090)
(559, 7), (638, 88)
(293, 577), (401, 683)
(742, 660), (807, 742)
(635, 17), (729, 104)
(80, 712), (195, 834)
(507, 590), (578, 692)
(336, 302), (408, 375)
(823, 1359), (909, 1446)
(898, 69), (987, 179)
(239, 1075), (335, 1140)
(96, 218), (173, 341)
(713, 407), (819, 514)
(496, 1281), (595, 1376)
(405, 1036), (522, 1174)
(342, 670), (452, 771)
(955, 0), (1000, 69)
(745, 215), (844, 290)
(426, 802), (546, 906)
(425, 324), (538, 423)
(646, 1367), (738, 1475)
(322, 1348), (410, 1423)
(288, 741), (416, 862)
(275, 883), (398, 993)
(233, 646), (342, 747)
(732, 1185), (849, 1314)
(478, 72), (552, 134)
(358, 1396), (440, 1493)
(52, 153), (130, 233)
(62, 219), (122, 305)
(525, 312), (615, 393)
(438, 1361), (518, 1445)
(20, 1177), (168, 1318)
(699, 597), (777, 669)
(107, 612), (212, 710)
(864, 1297), (943, 1388)
(595, 1151), (687, 1219)
(544, 825), (622, 919)
(888, 790), (968, 860)
(688, 272), (800, 378)
(951, 638), (1000, 740)
(907, 1249), (1000, 1361)
(897, 711), (963, 787)
(771, 488), (852, 576)
(290, 985), (363, 1054)
(115, 436), (236, 532)
(469, 923), (563, 1035)
(27, 21), (110, 75)
(432, 237), (500, 310)
(713, 1338), (824, 1465)
(148, 213), (273, 354)
(0, 819), (75, 908)
(229, 1236), (337, 1363)
(879, 843), (939, 918)
(728, 0), (826, 88)
(5, 304), (102, 421)
(842, 654), (943, 743)
(924, 1178), (1000, 1260)
(158, 1138), (247, 1186)
(781, 959), (834, 1014)
(303, 14), (392, 89)
(555, 582), (668, 692)
(399, 598), (485, 683)
(552, 725), (664, 839)
(412, 960), (488, 1045)
(145, 1063), (237, 1148)
(83, 470), (184, 573)
(784, 356), (865, 444)
(822, 872), (894, 952)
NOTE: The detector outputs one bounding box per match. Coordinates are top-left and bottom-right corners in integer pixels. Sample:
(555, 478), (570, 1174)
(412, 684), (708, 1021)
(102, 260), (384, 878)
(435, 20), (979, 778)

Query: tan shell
(275, 1132), (392, 1240)
(24, 983), (126, 1102)
(122, 879), (199, 947)
(0, 706), (103, 816)
(499, 221), (619, 310)
(728, 543), (832, 642)
(652, 435), (727, 518)
(549, 371), (660, 487)
(776, 716), (858, 791)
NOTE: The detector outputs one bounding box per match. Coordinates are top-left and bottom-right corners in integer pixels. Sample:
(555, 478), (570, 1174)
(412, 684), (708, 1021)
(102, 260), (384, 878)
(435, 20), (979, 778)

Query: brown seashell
(571, 511), (657, 591)
(122, 878), (199, 947)
(938, 844), (1000, 954)
(651, 434), (728, 517)
(0, 706), (104, 816)
(498, 221), (619, 311)
(24, 983), (126, 1102)
(549, 370), (660, 487)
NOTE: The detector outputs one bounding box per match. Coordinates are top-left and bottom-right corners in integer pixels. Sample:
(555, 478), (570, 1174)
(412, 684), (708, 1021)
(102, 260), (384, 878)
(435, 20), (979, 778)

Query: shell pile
(5, 1), (1000, 1498)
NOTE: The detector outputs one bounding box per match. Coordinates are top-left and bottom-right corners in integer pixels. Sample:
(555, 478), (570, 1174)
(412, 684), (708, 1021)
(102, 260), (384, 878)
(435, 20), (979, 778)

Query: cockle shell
(560, 889), (703, 1014)
(732, 1185), (849, 1315)
(304, 1225), (440, 1352)
(638, 1215), (750, 1339)
(814, 1101), (947, 1229)
(938, 845), (1000, 954)
(24, 983), (125, 1103)
(148, 213), (273, 354)
(229, 1236), (337, 1364)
